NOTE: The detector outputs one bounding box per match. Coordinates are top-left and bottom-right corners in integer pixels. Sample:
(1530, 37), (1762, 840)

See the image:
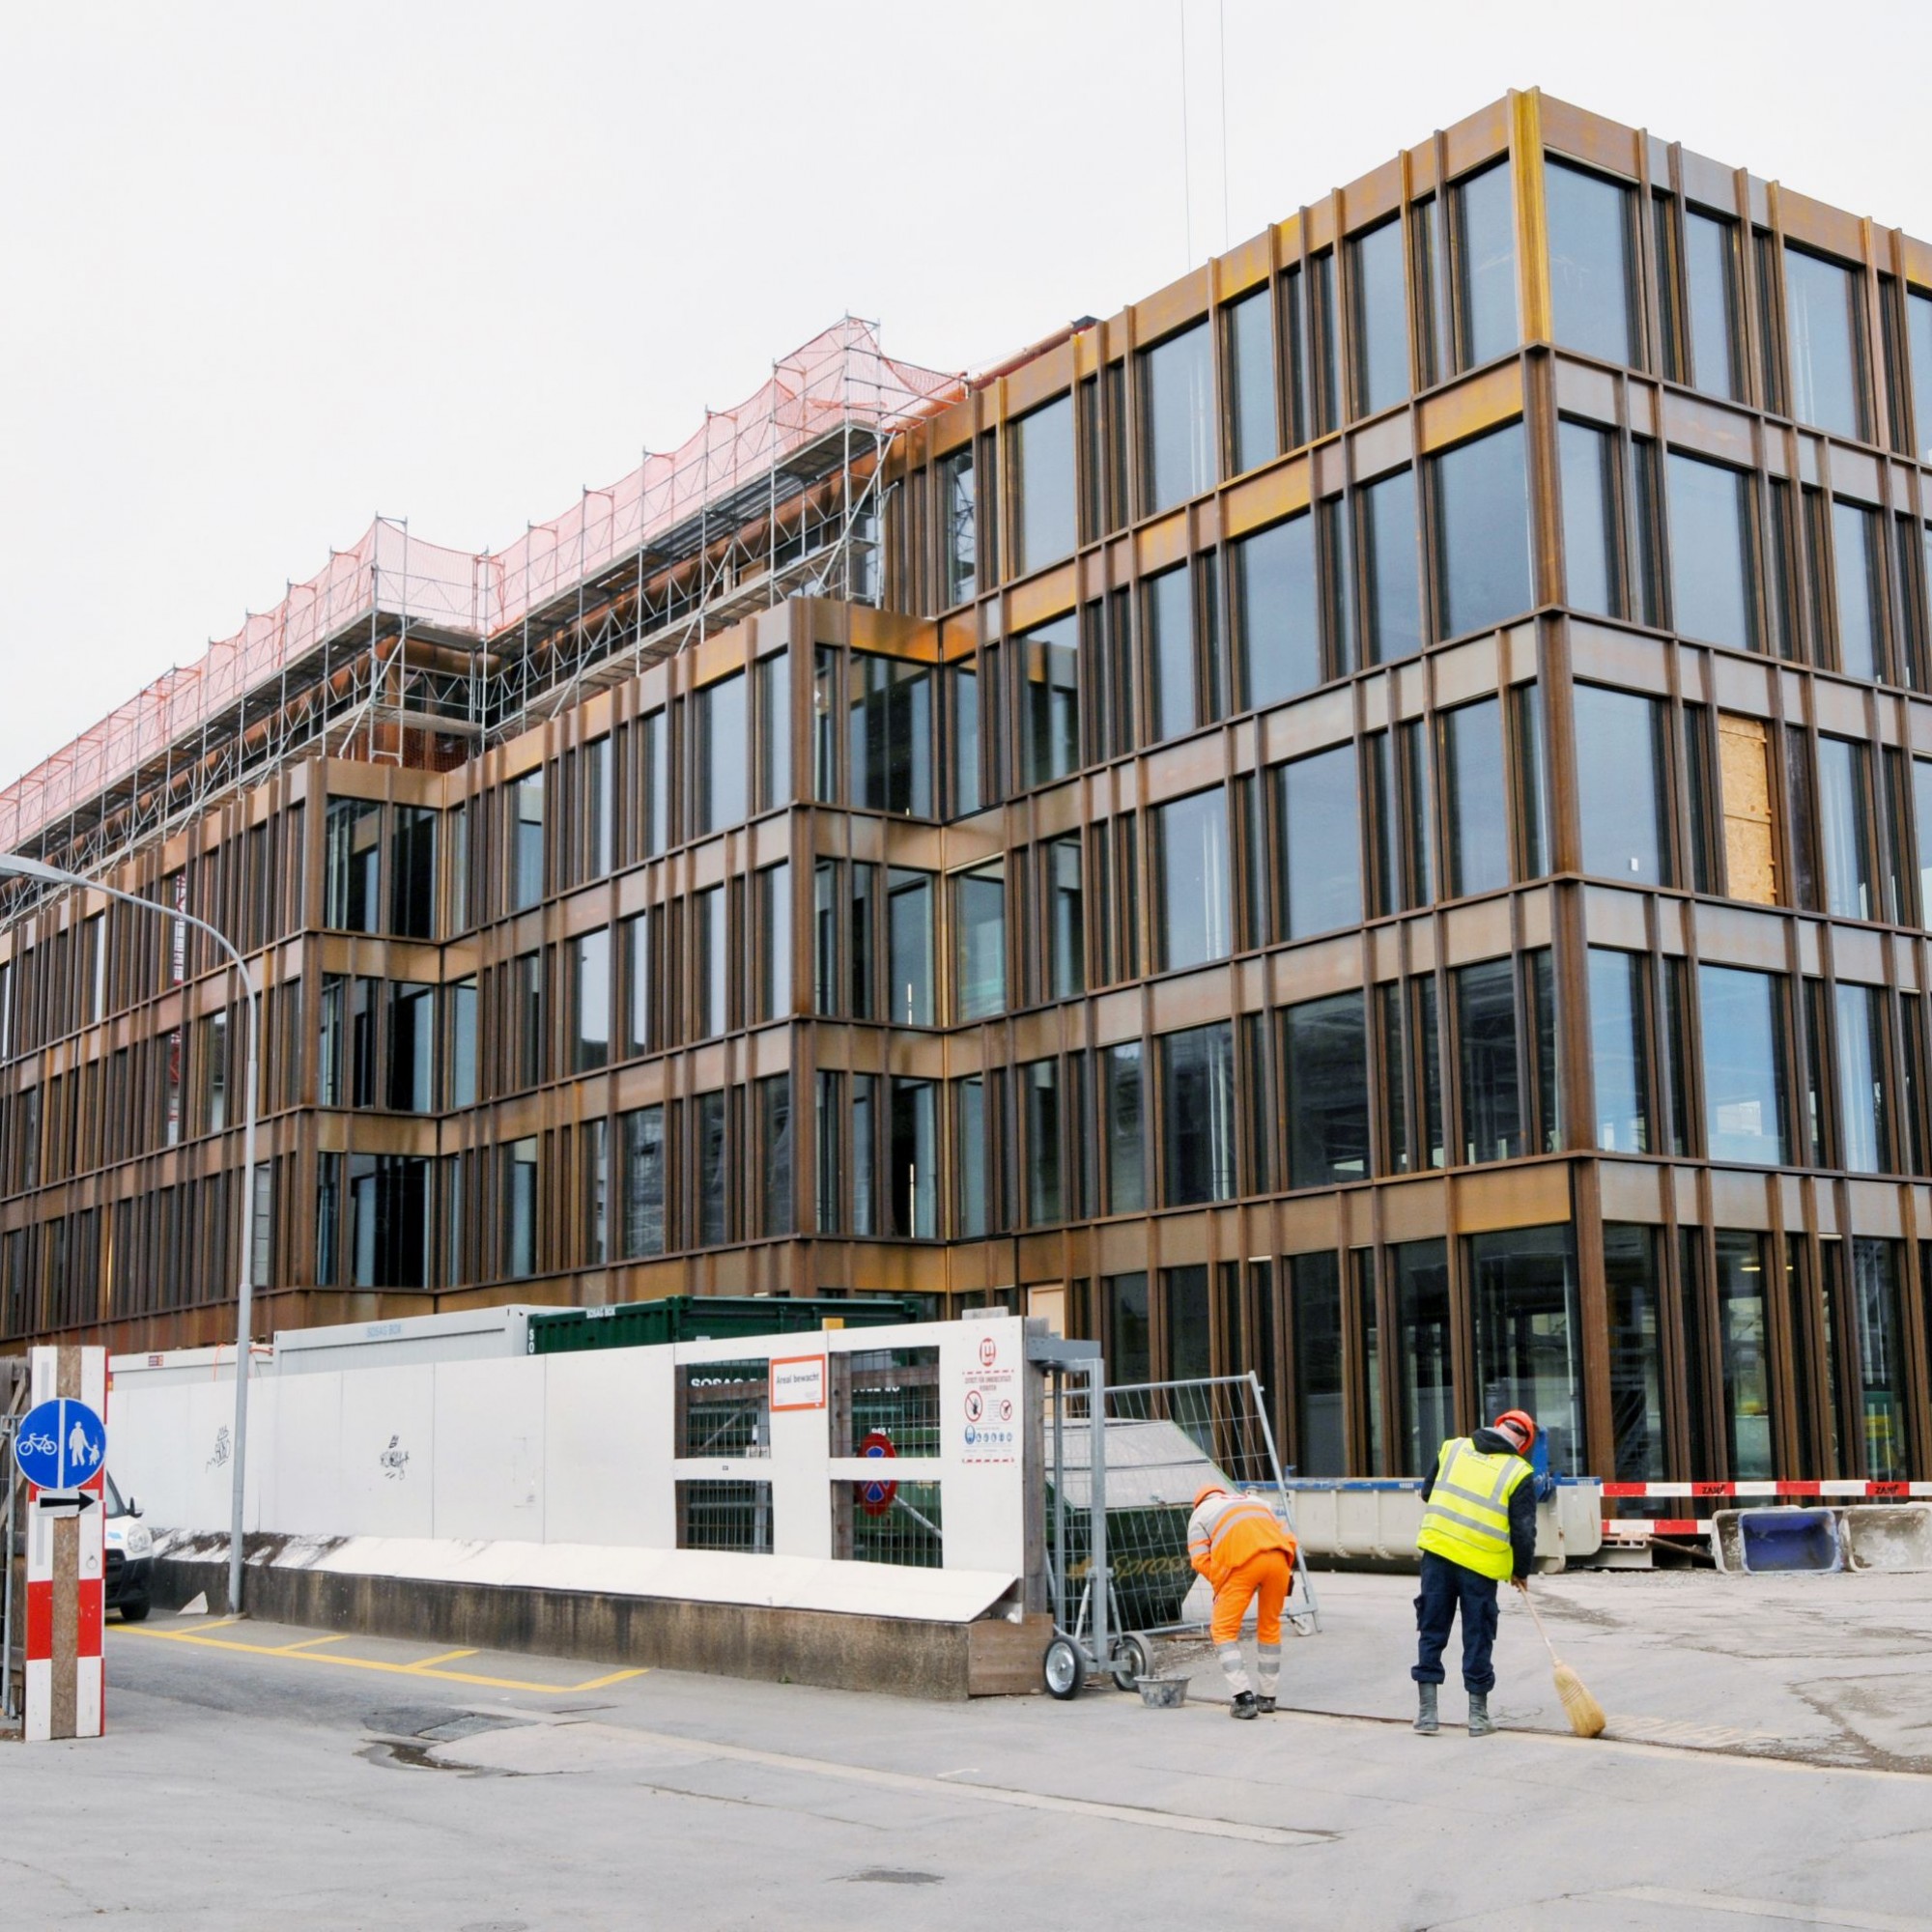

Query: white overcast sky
(3, 0), (1930, 791)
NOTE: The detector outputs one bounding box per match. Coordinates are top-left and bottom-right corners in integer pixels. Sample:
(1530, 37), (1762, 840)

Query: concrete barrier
(1281, 1479), (1604, 1572)
(1842, 1504), (1932, 1573)
(1713, 1507), (1845, 1575)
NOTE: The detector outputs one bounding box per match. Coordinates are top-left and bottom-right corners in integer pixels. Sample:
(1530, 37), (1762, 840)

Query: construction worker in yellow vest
(1187, 1482), (1298, 1719)
(1411, 1409), (1538, 1738)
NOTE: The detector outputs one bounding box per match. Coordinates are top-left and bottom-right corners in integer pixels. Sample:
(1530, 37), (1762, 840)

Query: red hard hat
(1193, 1482), (1228, 1510)
(1492, 1409), (1537, 1454)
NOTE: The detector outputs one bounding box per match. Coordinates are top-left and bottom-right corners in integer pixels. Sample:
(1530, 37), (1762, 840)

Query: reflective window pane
(1547, 160), (1637, 366)
(1456, 958), (1522, 1164)
(1853, 1237), (1911, 1479)
(696, 673), (748, 835)
(1350, 217), (1408, 417)
(1282, 992), (1370, 1187)
(941, 445), (976, 605)
(1835, 983), (1888, 1175)
(1011, 394), (1076, 576)
(1141, 323), (1215, 514)
(1234, 514), (1321, 708)
(1589, 948), (1650, 1153)
(1159, 1022), (1236, 1206)
(1559, 420), (1621, 618)
(1831, 498), (1881, 680)
(1107, 1272), (1151, 1384)
(1290, 1252), (1346, 1477)
(1817, 735), (1875, 921)
(954, 1075), (987, 1238)
(1433, 422), (1533, 639)
(849, 655), (933, 817)
(1277, 744), (1361, 938)
(1360, 469), (1422, 663)
(1784, 246), (1865, 440)
(1453, 162), (1518, 368)
(1908, 290), (1932, 465)
(1684, 209), (1743, 401)
(1147, 564), (1194, 742)
(1469, 1225), (1582, 1476)
(1668, 454), (1755, 652)
(1699, 965), (1788, 1165)
(887, 869), (933, 1025)
(1019, 613), (1079, 787)
(1575, 684), (1670, 884)
(1442, 698), (1509, 898)
(1103, 1041), (1146, 1214)
(1153, 787), (1231, 972)
(1392, 1238), (1454, 1476)
(1604, 1224), (1666, 1482)
(953, 865), (1006, 1021)
(1226, 288), (1276, 475)
(1025, 1060), (1062, 1226)
(1715, 1231), (1775, 1478)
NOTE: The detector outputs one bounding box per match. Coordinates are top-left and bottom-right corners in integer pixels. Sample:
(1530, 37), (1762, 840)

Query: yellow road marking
(406, 1648), (479, 1671)
(272, 1633), (355, 1655)
(111, 1623), (650, 1695)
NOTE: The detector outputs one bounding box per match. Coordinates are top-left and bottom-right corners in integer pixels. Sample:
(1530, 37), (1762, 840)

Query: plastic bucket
(1138, 1675), (1190, 1709)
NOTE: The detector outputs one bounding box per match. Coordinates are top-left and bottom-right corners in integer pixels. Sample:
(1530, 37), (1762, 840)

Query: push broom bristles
(1523, 1590), (1606, 1738)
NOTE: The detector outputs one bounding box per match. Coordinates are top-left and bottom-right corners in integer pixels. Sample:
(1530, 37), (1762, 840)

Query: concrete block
(1842, 1504), (1932, 1573)
(1713, 1507), (1845, 1575)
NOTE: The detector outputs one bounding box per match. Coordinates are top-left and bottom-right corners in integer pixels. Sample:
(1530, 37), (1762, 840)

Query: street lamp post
(0, 852), (261, 1616)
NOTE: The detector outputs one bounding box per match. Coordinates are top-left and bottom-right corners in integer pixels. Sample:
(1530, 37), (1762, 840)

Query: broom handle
(1520, 1585), (1565, 1669)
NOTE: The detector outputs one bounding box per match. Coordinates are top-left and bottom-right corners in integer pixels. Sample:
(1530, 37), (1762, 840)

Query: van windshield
(104, 1471), (128, 1517)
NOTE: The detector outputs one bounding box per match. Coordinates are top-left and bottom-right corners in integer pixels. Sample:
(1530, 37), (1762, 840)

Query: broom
(1521, 1588), (1606, 1738)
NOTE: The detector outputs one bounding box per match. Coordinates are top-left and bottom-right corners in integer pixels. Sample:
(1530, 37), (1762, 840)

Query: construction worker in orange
(1411, 1408), (1539, 1739)
(1187, 1480), (1298, 1719)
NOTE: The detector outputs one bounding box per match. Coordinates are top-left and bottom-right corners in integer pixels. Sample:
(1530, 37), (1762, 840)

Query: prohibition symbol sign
(859, 1429), (897, 1517)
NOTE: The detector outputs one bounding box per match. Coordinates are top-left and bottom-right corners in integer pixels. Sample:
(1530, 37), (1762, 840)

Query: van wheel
(119, 1602), (151, 1624)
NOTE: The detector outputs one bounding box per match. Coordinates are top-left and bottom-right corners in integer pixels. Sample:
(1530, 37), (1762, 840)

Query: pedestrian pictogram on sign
(13, 1398), (107, 1492)
(859, 1429), (897, 1516)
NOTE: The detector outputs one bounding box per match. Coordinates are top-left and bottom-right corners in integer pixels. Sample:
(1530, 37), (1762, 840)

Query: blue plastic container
(1736, 1507), (1843, 1574)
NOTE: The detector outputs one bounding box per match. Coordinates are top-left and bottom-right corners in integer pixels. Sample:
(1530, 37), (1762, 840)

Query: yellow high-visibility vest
(1415, 1437), (1531, 1580)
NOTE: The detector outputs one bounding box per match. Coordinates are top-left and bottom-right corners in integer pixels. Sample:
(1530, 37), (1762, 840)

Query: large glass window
(849, 655), (933, 817)
(1683, 208), (1743, 401)
(1714, 1231), (1775, 1478)
(695, 673), (748, 835)
(1159, 1022), (1236, 1206)
(949, 664), (980, 817)
(694, 886), (726, 1040)
(1233, 514), (1321, 708)
(1289, 1252), (1345, 1477)
(504, 1137), (538, 1279)
(1024, 1060), (1063, 1226)
(1392, 1238), (1453, 1476)
(1817, 735), (1875, 921)
(887, 1078), (937, 1238)
(1699, 965), (1788, 1165)
(1146, 564), (1195, 741)
(1103, 1040), (1145, 1214)
(1433, 422), (1533, 639)
(1853, 1238), (1910, 1479)
(1452, 162), (1518, 368)
(448, 979), (477, 1109)
(1456, 958), (1522, 1164)
(1441, 698), (1510, 897)
(1019, 613), (1079, 787)
(1575, 684), (1670, 883)
(696, 1091), (728, 1246)
(940, 445), (977, 606)
(953, 865), (1005, 1021)
(570, 929), (611, 1072)
(1153, 787), (1231, 971)
(1350, 218), (1408, 418)
(1106, 1273), (1151, 1384)
(1225, 287), (1276, 475)
(756, 655), (791, 812)
(887, 869), (934, 1025)
(1914, 757), (1932, 923)
(1281, 993), (1370, 1188)
(954, 1075), (987, 1238)
(1831, 499), (1882, 681)
(1604, 1224), (1666, 1482)
(754, 863), (791, 1023)
(1835, 983), (1889, 1176)
(620, 1105), (666, 1257)
(325, 797), (383, 932)
(1667, 454), (1754, 653)
(390, 805), (439, 938)
(509, 773), (545, 911)
(1907, 290), (1932, 465)
(1547, 159), (1637, 366)
(1360, 469), (1422, 663)
(1140, 323), (1215, 514)
(1588, 949), (1650, 1153)
(1046, 837), (1084, 1001)
(1469, 1225), (1582, 1475)
(1011, 395), (1076, 576)
(1276, 744), (1361, 938)
(1784, 246), (1865, 440)
(758, 1074), (792, 1237)
(1559, 419), (1621, 618)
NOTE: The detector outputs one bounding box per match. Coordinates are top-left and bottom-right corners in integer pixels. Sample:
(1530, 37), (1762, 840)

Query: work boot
(1413, 1684), (1439, 1735)
(1257, 1695), (1277, 1715)
(1467, 1691), (1497, 1738)
(1230, 1690), (1260, 1720)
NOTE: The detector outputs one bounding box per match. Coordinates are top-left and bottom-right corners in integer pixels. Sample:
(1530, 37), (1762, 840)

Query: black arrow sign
(34, 1491), (98, 1518)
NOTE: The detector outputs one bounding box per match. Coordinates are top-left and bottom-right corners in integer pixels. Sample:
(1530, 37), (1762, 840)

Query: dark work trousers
(1411, 1550), (1501, 1693)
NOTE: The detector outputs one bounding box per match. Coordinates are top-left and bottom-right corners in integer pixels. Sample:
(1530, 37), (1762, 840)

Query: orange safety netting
(0, 318), (963, 856)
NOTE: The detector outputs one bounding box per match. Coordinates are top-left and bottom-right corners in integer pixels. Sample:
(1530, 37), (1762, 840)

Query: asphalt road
(1, 1575), (1928, 1930)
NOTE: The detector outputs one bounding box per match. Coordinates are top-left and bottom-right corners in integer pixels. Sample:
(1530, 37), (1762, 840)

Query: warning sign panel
(955, 1327), (1018, 1464)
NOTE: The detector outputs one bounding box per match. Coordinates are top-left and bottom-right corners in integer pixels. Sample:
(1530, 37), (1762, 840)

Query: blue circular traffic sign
(12, 1398), (107, 1491)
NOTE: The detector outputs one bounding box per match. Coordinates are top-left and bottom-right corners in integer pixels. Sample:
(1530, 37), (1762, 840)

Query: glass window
(849, 654), (933, 817)
(758, 1074), (792, 1236)
(570, 929), (610, 1072)
(1152, 787), (1230, 971)
(1159, 1022), (1236, 1206)
(1588, 949), (1650, 1153)
(812, 650), (838, 804)
(848, 863), (878, 1020)
(1046, 837), (1083, 1001)
(1700, 965), (1788, 1165)
(1024, 1060), (1063, 1226)
(1469, 1225), (1582, 1474)
(579, 739), (612, 882)
(1559, 419), (1621, 618)
(1853, 1238), (1911, 1479)
(325, 797), (383, 932)
(1433, 421), (1533, 639)
(1914, 757), (1932, 925)
(1010, 395), (1076, 576)
(949, 664), (980, 816)
(954, 1075), (987, 1238)
(1103, 1040), (1145, 1214)
(1836, 983), (1889, 1176)
(638, 708), (668, 856)
(887, 1078), (937, 1237)
(1456, 958), (1522, 1163)
(1604, 1224), (1666, 1482)
(1575, 684), (1670, 883)
(448, 979), (477, 1109)
(1667, 454), (1755, 652)
(1831, 499), (1882, 680)
(1546, 159), (1637, 366)
(622, 909), (655, 1057)
(1392, 1238), (1453, 1476)
(696, 1091), (728, 1246)
(887, 869), (934, 1026)
(1019, 613), (1079, 787)
(756, 655), (791, 811)
(1683, 209), (1743, 401)
(390, 806), (438, 938)
(1784, 246), (1865, 440)
(1140, 322), (1215, 514)
(1281, 992), (1370, 1187)
(1451, 161), (1517, 370)
(513, 954), (542, 1092)
(1146, 564), (1195, 742)
(1106, 1272), (1151, 1384)
(1907, 290), (1932, 465)
(1290, 1252), (1345, 1477)
(1359, 469), (1422, 663)
(694, 885), (726, 1039)
(754, 863), (791, 1023)
(1715, 1231), (1775, 1478)
(1817, 735), (1874, 921)
(1225, 288), (1276, 475)
(1441, 698), (1509, 897)
(618, 1105), (665, 1256)
(940, 445), (977, 606)
(1234, 514), (1321, 708)
(1349, 217), (1408, 417)
(695, 672), (748, 835)
(504, 1137), (538, 1279)
(1277, 744), (1361, 938)
(851, 1074), (877, 1236)
(953, 865), (1005, 1021)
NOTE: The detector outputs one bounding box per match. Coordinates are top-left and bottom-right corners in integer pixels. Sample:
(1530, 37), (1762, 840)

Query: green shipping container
(525, 1293), (923, 1356)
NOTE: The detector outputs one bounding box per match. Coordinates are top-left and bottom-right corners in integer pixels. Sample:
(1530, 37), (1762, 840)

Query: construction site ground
(0, 1570), (1927, 1930)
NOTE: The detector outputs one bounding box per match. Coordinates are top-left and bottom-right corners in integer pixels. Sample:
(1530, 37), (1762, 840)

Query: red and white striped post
(24, 1344), (106, 1743)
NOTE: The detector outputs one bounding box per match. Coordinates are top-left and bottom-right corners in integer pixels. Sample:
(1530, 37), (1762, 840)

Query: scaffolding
(0, 318), (964, 884)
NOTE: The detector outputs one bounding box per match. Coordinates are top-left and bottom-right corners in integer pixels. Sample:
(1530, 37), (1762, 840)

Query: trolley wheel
(1289, 1612), (1318, 1638)
(1108, 1634), (1151, 1691)
(1043, 1636), (1087, 1700)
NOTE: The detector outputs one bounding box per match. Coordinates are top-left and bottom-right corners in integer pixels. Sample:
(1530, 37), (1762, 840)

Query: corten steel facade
(7, 88), (1932, 1490)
